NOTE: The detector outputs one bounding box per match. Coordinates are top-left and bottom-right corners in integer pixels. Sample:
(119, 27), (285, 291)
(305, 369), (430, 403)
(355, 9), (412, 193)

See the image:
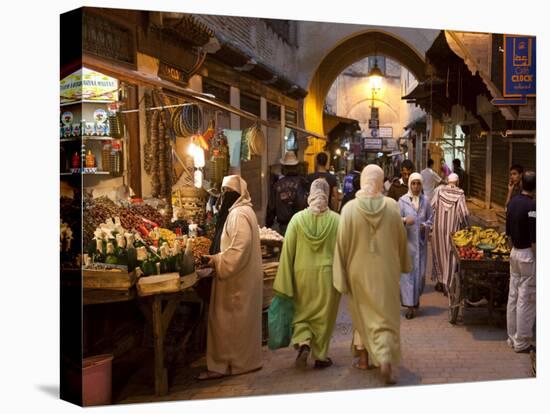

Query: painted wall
(325, 57), (425, 141)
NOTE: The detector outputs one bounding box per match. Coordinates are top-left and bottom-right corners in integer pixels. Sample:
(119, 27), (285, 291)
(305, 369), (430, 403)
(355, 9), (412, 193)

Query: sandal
(352, 349), (372, 370)
(195, 370), (226, 381)
(381, 363), (398, 385)
(314, 357), (333, 369)
(295, 345), (310, 369)
(405, 309), (415, 319)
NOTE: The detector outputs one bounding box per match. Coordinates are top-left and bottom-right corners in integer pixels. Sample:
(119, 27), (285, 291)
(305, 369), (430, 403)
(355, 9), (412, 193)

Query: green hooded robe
(273, 209), (341, 361)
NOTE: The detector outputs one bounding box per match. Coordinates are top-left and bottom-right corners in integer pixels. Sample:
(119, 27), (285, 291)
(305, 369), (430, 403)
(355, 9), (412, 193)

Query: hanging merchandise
(223, 129), (242, 167)
(150, 109), (161, 197)
(248, 123), (266, 156)
(108, 112), (124, 138)
(240, 127), (251, 161)
(182, 104), (203, 136)
(203, 119), (215, 142)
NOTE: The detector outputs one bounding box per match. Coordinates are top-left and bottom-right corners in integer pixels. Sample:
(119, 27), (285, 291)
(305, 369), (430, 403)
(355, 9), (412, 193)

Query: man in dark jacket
(387, 159), (414, 201)
(266, 151), (308, 235)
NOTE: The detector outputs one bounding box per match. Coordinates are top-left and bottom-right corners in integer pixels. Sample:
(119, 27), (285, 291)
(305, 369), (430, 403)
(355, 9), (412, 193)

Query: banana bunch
(491, 232), (510, 254)
(452, 229), (473, 247)
(452, 226), (510, 253)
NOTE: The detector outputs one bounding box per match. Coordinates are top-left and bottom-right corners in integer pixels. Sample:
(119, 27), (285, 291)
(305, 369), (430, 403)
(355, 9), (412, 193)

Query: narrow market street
(116, 277), (532, 404)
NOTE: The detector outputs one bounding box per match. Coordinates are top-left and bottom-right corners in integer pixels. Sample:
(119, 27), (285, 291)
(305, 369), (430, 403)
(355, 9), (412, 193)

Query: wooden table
(83, 269), (212, 396)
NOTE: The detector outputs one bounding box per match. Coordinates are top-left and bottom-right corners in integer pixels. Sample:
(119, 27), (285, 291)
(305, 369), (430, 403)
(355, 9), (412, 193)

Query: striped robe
(430, 185), (469, 287)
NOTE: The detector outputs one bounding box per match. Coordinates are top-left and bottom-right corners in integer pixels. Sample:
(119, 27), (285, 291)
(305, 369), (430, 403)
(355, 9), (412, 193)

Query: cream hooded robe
(209, 175), (263, 375)
(333, 165), (412, 366)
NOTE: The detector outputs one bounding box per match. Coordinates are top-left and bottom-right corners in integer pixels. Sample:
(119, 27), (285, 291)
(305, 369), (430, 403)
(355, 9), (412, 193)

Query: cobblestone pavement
(116, 278), (533, 404)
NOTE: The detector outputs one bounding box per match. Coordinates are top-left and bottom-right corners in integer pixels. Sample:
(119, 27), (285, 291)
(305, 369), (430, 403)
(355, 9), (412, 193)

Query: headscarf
(307, 178), (330, 215)
(448, 173), (459, 187)
(209, 175), (252, 254)
(407, 172), (423, 211)
(356, 164), (384, 198)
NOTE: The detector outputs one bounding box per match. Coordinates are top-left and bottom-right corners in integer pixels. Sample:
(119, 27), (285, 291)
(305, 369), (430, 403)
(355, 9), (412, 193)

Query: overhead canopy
(83, 54), (327, 140)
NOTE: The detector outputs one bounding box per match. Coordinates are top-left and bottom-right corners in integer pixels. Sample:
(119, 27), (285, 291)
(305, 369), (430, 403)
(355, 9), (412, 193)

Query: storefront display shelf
(61, 136), (114, 142)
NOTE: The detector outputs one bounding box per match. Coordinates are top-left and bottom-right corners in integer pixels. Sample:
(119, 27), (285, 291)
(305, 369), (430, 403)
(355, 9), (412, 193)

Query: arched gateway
(303, 30), (428, 167)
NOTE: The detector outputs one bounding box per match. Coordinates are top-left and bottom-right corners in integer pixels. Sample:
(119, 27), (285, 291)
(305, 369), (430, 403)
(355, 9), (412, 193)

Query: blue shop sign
(503, 35), (536, 97)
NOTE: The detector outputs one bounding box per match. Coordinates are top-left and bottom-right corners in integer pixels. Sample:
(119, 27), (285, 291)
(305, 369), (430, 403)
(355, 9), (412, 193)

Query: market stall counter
(83, 267), (212, 396)
(448, 226), (511, 325)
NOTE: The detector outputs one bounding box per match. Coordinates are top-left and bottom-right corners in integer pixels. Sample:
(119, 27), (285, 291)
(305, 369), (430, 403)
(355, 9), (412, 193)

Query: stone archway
(304, 30), (428, 136)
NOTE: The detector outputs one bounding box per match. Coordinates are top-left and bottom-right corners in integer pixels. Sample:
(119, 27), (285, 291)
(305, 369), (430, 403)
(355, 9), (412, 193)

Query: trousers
(507, 247), (536, 351)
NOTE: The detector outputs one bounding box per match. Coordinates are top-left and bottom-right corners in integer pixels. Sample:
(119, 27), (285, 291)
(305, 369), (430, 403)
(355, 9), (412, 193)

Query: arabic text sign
(503, 35), (536, 97)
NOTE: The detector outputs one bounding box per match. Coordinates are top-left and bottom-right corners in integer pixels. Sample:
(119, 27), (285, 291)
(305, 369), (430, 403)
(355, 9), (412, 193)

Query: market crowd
(197, 152), (536, 385)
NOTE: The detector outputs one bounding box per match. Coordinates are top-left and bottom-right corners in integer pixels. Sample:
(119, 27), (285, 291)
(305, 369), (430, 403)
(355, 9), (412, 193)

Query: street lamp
(368, 59), (383, 97)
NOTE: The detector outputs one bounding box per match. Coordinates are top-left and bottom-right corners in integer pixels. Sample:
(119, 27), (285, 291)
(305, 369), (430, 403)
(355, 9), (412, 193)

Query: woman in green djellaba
(273, 178), (341, 369)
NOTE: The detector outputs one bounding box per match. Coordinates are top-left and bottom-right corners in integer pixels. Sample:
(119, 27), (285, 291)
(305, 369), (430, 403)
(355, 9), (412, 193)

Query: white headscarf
(356, 164), (384, 198)
(307, 178), (330, 215)
(448, 173), (459, 186)
(221, 175), (253, 209)
(407, 172), (423, 211)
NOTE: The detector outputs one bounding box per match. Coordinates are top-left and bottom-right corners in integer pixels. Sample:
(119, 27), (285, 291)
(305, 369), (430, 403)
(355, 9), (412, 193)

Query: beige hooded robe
(333, 165), (412, 366)
(208, 175), (263, 375)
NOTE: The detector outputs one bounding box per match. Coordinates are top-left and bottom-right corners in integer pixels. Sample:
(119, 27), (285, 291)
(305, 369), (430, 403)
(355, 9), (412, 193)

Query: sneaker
(515, 345), (535, 354)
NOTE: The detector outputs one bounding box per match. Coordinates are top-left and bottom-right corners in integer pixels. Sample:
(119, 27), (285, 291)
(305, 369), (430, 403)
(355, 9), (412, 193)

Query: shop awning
(83, 54), (326, 140)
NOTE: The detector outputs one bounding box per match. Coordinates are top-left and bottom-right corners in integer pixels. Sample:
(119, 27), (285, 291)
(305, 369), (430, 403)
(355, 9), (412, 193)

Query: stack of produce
(192, 236), (212, 269)
(452, 226), (510, 255)
(87, 217), (138, 267)
(259, 226), (284, 242)
(457, 246), (484, 260)
(129, 203), (163, 226)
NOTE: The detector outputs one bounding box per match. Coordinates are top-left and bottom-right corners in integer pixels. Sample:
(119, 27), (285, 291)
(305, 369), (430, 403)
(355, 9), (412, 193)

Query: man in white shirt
(420, 159), (442, 203)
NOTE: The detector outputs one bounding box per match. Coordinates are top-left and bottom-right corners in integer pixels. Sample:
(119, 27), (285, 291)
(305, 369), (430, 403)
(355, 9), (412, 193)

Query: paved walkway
(116, 278), (533, 404)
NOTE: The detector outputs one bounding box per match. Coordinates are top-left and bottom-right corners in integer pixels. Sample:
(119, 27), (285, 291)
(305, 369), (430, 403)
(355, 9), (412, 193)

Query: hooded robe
(208, 175), (263, 375)
(333, 165), (411, 366)
(273, 178), (341, 361)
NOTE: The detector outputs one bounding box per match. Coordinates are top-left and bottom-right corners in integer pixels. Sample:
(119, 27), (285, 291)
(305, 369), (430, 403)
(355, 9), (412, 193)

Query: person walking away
(505, 164), (524, 208)
(307, 152), (339, 211)
(387, 159), (414, 201)
(398, 173), (433, 319)
(199, 175), (263, 380)
(452, 159), (465, 190)
(440, 158), (451, 179)
(420, 159), (442, 203)
(342, 158), (365, 200)
(333, 165), (412, 385)
(273, 178), (341, 369)
(340, 173), (361, 212)
(266, 151), (309, 235)
(430, 173), (469, 293)
(506, 171), (536, 354)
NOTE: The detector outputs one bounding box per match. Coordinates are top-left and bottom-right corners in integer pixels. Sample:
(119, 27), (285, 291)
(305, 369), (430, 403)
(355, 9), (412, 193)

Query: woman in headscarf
(398, 173), (433, 319)
(198, 175), (263, 380)
(273, 178), (341, 369)
(333, 165), (411, 384)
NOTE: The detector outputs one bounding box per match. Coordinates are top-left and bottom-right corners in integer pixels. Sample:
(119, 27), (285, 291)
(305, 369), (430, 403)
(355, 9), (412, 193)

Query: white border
(1, 0), (547, 413)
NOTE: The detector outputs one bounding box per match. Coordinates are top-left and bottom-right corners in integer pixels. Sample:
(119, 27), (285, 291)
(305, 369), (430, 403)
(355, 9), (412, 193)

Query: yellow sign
(60, 68), (119, 104)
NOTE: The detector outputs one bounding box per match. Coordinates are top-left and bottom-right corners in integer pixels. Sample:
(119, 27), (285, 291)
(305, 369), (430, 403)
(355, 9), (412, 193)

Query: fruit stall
(448, 226), (511, 325)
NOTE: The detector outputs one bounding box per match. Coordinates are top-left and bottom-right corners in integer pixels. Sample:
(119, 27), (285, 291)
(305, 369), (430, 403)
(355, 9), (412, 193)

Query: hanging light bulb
(368, 60), (383, 94)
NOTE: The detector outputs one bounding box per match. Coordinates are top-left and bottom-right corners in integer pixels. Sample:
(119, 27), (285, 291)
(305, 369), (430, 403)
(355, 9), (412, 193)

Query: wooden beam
(152, 296), (168, 396)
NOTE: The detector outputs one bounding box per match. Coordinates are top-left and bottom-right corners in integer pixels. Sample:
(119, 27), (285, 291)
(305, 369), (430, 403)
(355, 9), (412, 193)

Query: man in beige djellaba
(198, 175), (263, 380)
(333, 164), (412, 385)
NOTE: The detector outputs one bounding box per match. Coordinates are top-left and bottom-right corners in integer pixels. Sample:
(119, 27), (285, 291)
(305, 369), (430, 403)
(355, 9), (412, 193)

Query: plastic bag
(267, 294), (295, 350)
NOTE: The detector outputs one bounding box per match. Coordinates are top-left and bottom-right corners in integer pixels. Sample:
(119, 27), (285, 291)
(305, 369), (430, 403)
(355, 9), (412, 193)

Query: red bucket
(82, 354), (114, 406)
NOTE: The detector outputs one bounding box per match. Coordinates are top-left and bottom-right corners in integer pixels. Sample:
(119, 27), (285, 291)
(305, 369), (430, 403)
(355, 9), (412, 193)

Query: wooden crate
(83, 268), (137, 290)
(137, 273), (180, 297)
